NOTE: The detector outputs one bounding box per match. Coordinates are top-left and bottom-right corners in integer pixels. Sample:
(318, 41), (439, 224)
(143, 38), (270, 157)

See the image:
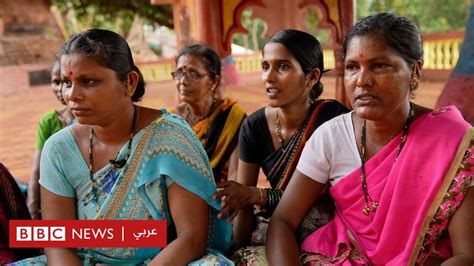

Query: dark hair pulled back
(265, 29), (326, 102)
(343, 12), (423, 68)
(60, 28), (145, 102)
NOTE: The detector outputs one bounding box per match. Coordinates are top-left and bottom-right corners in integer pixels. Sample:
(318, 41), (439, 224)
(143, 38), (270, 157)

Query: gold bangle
(258, 187), (264, 206)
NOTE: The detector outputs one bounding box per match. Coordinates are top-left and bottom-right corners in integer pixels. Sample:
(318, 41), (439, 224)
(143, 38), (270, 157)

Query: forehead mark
(359, 53), (364, 58)
(63, 59), (73, 79)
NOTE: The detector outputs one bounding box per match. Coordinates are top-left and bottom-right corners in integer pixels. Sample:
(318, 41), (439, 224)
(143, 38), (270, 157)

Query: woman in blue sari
(12, 29), (232, 265)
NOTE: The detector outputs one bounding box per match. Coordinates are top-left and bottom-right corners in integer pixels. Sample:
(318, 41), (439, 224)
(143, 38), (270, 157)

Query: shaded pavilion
(151, 0), (355, 106)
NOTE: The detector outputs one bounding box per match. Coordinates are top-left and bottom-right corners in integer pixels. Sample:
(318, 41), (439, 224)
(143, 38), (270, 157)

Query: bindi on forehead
(63, 60), (74, 79)
(359, 53), (364, 58)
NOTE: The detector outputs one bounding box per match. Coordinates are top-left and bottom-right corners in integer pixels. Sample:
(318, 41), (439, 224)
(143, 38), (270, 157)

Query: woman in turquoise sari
(12, 29), (232, 265)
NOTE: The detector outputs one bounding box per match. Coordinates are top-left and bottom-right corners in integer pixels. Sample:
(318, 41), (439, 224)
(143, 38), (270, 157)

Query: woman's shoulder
(419, 105), (471, 130)
(317, 110), (353, 132)
(38, 110), (60, 124)
(245, 107), (266, 123)
(314, 99), (351, 126)
(42, 126), (75, 150)
(152, 109), (194, 135)
(319, 99), (350, 114)
(147, 109), (209, 167)
(223, 97), (246, 112)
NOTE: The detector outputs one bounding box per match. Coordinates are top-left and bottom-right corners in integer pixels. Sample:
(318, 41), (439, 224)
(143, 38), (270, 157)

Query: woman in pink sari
(266, 12), (473, 265)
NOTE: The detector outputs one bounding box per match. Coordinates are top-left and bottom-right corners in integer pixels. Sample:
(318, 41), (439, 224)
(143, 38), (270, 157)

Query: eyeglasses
(171, 69), (207, 81)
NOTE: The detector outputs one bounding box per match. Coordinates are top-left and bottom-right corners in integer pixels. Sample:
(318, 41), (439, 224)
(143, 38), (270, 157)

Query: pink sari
(300, 106), (473, 265)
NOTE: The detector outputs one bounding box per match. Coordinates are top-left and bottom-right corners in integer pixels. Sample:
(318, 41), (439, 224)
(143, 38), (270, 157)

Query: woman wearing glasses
(170, 44), (247, 183)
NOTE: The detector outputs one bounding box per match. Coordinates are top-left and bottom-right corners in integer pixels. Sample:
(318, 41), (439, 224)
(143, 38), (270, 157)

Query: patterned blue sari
(10, 110), (233, 265)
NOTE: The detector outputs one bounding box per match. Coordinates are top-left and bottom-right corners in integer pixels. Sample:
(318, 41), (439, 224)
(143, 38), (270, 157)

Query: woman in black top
(213, 29), (349, 256)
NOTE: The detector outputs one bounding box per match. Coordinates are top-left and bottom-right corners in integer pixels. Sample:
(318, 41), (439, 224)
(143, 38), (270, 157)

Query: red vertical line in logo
(122, 226), (124, 242)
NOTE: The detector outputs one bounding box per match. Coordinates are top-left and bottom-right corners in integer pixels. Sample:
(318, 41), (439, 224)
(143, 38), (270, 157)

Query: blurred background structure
(0, 0), (472, 180)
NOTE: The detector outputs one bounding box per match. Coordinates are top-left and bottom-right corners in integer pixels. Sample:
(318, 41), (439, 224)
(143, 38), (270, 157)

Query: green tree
(52, 0), (173, 36)
(356, 0), (471, 33)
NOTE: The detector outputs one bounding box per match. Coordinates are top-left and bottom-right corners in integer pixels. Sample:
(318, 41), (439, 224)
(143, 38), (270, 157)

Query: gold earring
(410, 78), (418, 91)
(209, 85), (217, 107)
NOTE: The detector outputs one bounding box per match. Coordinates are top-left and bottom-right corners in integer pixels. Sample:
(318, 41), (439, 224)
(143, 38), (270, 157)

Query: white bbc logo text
(16, 226), (66, 241)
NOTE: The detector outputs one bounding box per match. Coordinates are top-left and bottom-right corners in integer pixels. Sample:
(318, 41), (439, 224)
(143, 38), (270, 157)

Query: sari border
(408, 127), (474, 265)
(275, 99), (329, 190)
(209, 100), (245, 169)
(300, 242), (368, 265)
(96, 123), (155, 220)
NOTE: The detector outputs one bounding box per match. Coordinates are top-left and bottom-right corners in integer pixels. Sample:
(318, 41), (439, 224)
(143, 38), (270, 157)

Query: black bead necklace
(185, 97), (216, 126)
(88, 105), (137, 211)
(359, 102), (414, 215)
(275, 102), (314, 151)
(275, 109), (284, 143)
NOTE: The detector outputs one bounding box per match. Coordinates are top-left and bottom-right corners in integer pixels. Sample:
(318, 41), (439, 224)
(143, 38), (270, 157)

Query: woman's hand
(213, 181), (260, 221)
(26, 182), (41, 220)
(27, 149), (42, 219)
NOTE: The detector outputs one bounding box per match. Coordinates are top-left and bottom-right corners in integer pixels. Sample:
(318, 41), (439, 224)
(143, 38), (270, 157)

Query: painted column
(334, 0), (354, 107)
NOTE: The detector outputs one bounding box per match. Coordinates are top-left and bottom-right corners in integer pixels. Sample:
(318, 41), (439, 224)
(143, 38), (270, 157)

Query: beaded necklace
(275, 109), (284, 143)
(88, 105), (137, 211)
(274, 102), (314, 153)
(359, 102), (414, 215)
(185, 98), (216, 126)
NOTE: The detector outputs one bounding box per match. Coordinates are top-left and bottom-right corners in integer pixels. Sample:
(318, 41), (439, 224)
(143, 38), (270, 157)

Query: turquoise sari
(11, 110), (233, 265)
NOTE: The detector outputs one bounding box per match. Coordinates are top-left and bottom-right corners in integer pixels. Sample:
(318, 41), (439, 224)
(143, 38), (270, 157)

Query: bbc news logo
(16, 226), (66, 241)
(10, 220), (166, 248)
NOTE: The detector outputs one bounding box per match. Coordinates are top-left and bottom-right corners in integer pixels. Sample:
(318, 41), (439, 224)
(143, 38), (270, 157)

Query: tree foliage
(52, 1), (470, 47)
(52, 0), (173, 35)
(356, 0), (471, 33)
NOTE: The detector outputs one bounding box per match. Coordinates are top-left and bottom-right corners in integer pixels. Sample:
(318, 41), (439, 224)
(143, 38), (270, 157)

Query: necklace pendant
(362, 200), (378, 215)
(96, 205), (101, 212)
(371, 200), (379, 211)
(362, 204), (370, 215)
